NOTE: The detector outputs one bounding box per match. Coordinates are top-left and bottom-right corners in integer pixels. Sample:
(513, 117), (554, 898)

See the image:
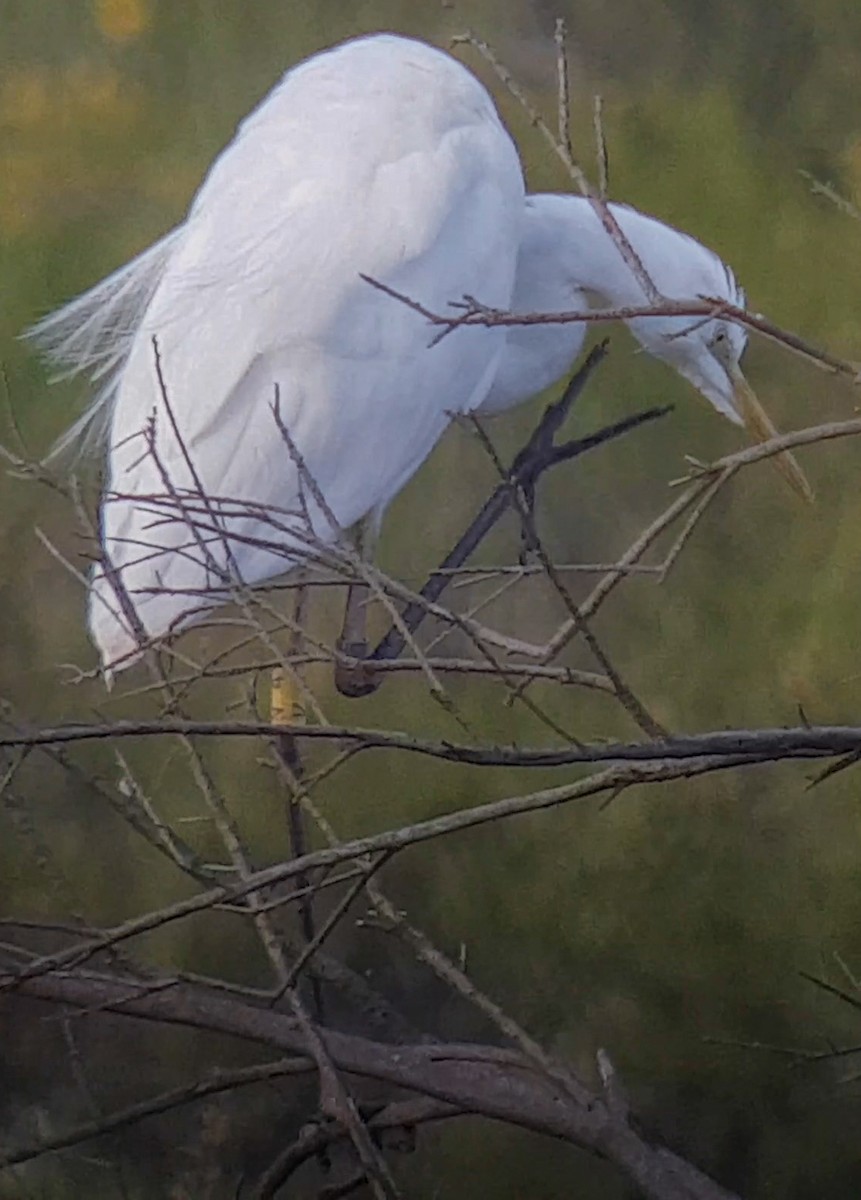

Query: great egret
(29, 35), (806, 681)
(28, 33), (525, 674)
(480, 193), (810, 500)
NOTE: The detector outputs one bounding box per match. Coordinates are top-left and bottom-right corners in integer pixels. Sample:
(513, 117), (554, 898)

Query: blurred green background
(3, 0), (861, 1196)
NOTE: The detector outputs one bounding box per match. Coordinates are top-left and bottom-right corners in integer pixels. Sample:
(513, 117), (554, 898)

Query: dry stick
(267, 851), (394, 1009)
(59, 1017), (133, 1200)
(505, 475), (712, 701)
(798, 169), (861, 221)
(469, 417), (667, 740)
(0, 729), (839, 1123)
(266, 755), (440, 1059)
(465, 409), (659, 726)
(137, 380), (322, 935)
(151, 348), (326, 725)
(221, 865), (370, 918)
(418, 560), (540, 679)
(137, 546), (548, 670)
(251, 1098), (457, 1199)
(207, 720), (394, 1188)
(6, 720), (861, 766)
(554, 17), (573, 162)
(0, 1058), (314, 1172)
(594, 93), (610, 198)
(128, 559), (659, 596)
(223, 739), (398, 1199)
(462, 23), (861, 372)
(657, 471), (731, 583)
(522, 416), (861, 687)
(452, 30), (663, 306)
(274, 450), (575, 735)
(274, 744), (327, 1021)
(350, 563), (546, 658)
(261, 412), (464, 1072)
(151, 340), (327, 725)
(445, 560), (661, 578)
(357, 554), (578, 745)
(111, 747), (223, 882)
(362, 273), (860, 382)
(284, 990), (403, 1200)
(239, 619), (405, 1190)
(366, 344), (670, 678)
(6, 748), (757, 1200)
(33, 487), (261, 916)
(121, 655), (614, 695)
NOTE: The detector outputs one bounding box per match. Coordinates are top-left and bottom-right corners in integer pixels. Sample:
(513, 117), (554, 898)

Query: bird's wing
(105, 125), (521, 539)
(91, 44), (523, 663)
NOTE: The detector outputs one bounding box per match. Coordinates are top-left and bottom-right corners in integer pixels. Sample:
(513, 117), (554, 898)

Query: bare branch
(12, 968), (741, 1200)
(3, 719), (861, 767)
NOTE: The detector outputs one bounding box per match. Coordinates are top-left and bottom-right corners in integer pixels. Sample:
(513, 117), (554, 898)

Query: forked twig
(349, 344), (669, 691)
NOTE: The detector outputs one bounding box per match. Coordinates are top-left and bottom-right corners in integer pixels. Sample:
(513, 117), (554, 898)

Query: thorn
(805, 751), (861, 791)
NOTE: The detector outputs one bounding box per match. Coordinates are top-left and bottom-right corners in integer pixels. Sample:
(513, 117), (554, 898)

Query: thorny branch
(6, 967), (743, 1200)
(360, 274), (861, 381)
(5, 721), (861, 766)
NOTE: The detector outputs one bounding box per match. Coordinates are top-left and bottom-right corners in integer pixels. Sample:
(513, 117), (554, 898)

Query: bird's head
(628, 309), (813, 502)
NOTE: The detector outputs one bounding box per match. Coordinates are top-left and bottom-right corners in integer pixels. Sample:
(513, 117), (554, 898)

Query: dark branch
(8, 969), (741, 1200)
(4, 721), (861, 769)
(333, 344), (670, 694)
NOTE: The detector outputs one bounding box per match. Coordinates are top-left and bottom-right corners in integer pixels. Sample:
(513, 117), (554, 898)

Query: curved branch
(0, 756), (782, 994)
(9, 969), (740, 1200)
(3, 720), (861, 767)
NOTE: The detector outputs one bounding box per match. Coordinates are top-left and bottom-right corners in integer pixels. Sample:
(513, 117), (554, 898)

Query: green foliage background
(3, 0), (861, 1195)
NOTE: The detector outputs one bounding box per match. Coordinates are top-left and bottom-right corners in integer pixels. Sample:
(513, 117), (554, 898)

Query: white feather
(25, 230), (183, 458)
(30, 34), (525, 669)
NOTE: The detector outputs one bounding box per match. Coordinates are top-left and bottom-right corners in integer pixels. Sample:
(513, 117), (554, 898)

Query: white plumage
(30, 34), (808, 674)
(478, 193), (809, 504)
(30, 34), (525, 670)
(482, 194), (748, 421)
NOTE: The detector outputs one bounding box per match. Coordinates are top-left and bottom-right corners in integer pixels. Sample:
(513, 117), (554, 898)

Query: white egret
(30, 36), (808, 681)
(480, 193), (810, 499)
(28, 33), (525, 674)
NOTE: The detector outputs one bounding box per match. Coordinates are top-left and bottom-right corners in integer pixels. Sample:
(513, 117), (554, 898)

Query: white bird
(480, 193), (810, 504)
(28, 33), (525, 674)
(30, 37), (808, 678)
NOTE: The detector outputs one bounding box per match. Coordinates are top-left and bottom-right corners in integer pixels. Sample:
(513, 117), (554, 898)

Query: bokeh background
(3, 0), (861, 1196)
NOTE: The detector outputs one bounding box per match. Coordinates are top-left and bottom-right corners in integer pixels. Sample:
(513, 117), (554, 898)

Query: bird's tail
(24, 227), (183, 462)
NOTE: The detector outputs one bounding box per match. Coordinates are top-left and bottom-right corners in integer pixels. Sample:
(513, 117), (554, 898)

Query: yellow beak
(728, 364), (814, 503)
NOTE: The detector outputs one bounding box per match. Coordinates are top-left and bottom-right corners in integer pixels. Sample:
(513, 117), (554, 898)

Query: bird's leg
(270, 576), (308, 733)
(269, 578), (326, 1017)
(334, 517), (378, 697)
(516, 479), (539, 566)
(366, 349), (671, 679)
(369, 345), (614, 669)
